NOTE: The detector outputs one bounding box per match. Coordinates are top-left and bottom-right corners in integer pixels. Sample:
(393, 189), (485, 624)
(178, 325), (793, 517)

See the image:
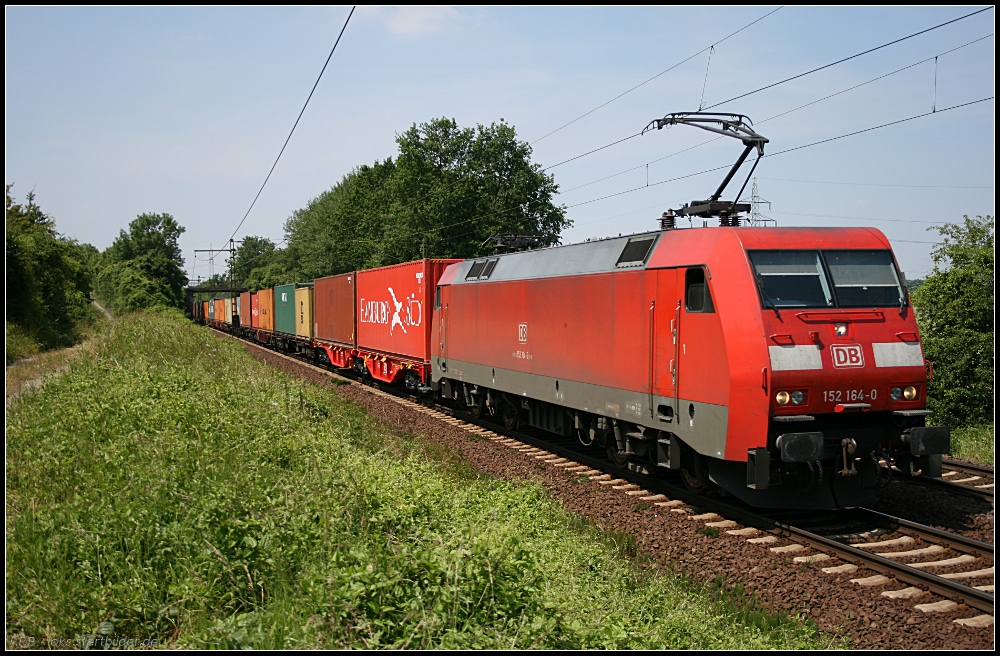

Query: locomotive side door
(651, 268), (681, 422)
(435, 285), (447, 360)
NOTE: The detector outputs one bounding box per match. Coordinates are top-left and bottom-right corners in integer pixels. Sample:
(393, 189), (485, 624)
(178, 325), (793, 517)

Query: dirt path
(5, 301), (112, 407)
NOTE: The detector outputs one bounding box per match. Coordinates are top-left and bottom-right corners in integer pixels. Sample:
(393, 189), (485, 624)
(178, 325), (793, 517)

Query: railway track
(897, 457), (995, 502)
(212, 328), (995, 626)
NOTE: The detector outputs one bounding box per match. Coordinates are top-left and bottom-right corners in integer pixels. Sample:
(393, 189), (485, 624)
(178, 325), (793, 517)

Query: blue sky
(5, 6), (995, 280)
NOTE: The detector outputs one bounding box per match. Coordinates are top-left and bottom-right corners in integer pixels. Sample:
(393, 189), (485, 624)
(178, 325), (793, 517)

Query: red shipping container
(250, 293), (259, 329)
(239, 292), (252, 327)
(356, 259), (460, 362)
(314, 272), (356, 347)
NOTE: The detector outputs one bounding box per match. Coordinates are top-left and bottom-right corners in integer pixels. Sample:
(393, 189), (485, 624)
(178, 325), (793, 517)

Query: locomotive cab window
(748, 250), (833, 308)
(434, 286), (442, 310)
(824, 250), (903, 307)
(684, 268), (715, 313)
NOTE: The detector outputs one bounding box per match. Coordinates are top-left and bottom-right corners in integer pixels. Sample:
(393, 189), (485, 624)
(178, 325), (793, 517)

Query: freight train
(190, 224), (949, 510)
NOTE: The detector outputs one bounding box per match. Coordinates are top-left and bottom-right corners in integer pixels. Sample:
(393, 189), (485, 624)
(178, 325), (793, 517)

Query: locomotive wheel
(501, 396), (520, 430)
(680, 467), (707, 494)
(679, 444), (712, 494)
(468, 395), (485, 419)
(606, 440), (630, 468)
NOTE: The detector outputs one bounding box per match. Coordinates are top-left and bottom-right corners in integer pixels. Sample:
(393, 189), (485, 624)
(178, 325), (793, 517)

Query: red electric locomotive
(431, 225), (946, 509)
(429, 113), (948, 509)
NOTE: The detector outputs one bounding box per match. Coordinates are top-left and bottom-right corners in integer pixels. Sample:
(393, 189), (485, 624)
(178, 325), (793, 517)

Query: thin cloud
(358, 6), (471, 37)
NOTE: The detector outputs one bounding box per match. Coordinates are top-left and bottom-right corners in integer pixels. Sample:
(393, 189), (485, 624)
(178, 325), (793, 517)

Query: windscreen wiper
(755, 273), (780, 319)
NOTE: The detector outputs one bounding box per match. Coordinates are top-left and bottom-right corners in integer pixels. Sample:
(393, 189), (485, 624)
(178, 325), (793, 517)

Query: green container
(274, 284), (296, 334)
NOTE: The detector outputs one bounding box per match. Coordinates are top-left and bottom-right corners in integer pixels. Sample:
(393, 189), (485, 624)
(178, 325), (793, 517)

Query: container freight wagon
(355, 259), (461, 385)
(257, 288), (275, 334)
(313, 272), (356, 368)
(274, 284), (297, 335)
(240, 292), (252, 328)
(432, 228), (943, 510)
(213, 299), (226, 327)
(295, 284), (314, 339)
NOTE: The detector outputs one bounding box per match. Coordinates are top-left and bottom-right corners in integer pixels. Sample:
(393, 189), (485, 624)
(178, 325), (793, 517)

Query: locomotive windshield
(824, 250), (903, 307)
(748, 250), (833, 307)
(748, 249), (903, 309)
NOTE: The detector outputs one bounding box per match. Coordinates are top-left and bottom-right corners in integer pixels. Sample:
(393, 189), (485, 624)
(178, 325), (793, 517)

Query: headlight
(890, 386), (902, 400)
(834, 323), (848, 336)
(903, 386), (918, 400)
(776, 391), (790, 406)
(791, 390), (805, 405)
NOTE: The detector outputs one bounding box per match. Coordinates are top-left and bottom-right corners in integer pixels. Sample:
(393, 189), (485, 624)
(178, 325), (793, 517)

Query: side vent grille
(616, 237), (657, 268)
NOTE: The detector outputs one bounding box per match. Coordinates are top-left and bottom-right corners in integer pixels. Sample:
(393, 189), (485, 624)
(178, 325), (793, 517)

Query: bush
(5, 185), (99, 356)
(911, 215), (994, 427)
(5, 322), (40, 364)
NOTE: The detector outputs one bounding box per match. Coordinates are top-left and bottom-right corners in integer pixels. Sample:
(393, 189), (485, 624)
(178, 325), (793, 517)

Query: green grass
(949, 425), (994, 465)
(6, 311), (829, 649)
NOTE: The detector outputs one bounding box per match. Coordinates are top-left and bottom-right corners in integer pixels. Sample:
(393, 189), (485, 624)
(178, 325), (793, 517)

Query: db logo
(518, 323), (528, 343)
(831, 344), (865, 368)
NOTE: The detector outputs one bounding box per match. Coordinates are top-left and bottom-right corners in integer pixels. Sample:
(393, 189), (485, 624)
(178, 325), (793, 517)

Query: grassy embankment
(6, 311), (828, 649)
(949, 425), (994, 465)
(6, 313), (109, 406)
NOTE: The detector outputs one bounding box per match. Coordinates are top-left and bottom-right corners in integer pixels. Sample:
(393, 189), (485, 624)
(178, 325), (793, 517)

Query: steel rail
(857, 508), (993, 556)
(898, 472), (994, 502)
(942, 458), (995, 476)
(478, 421), (996, 614)
(209, 327), (996, 614)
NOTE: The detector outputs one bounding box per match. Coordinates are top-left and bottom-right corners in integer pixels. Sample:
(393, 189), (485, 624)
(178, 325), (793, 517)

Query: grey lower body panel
(434, 358), (729, 459)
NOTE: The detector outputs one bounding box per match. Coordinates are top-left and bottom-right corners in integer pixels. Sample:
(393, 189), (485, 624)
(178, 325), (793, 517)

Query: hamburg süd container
(356, 259), (461, 362)
(257, 288), (275, 332)
(295, 284), (314, 338)
(250, 293), (259, 328)
(314, 272), (356, 347)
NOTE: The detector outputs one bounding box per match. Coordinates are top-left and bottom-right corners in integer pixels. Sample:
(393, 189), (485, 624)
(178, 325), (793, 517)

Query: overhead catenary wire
(227, 7), (355, 244)
(764, 96), (993, 158)
(557, 32), (994, 197)
(544, 11), (994, 178)
(702, 6), (994, 111)
(758, 177), (993, 190)
(279, 8), (783, 235)
(530, 6), (783, 145)
(408, 96), (996, 237)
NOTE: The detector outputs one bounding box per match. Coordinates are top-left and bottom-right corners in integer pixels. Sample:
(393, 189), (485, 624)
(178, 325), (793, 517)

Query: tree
(228, 236), (278, 286)
(94, 213), (188, 313)
(5, 184), (98, 358)
(911, 215), (994, 427)
(281, 117), (569, 280)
